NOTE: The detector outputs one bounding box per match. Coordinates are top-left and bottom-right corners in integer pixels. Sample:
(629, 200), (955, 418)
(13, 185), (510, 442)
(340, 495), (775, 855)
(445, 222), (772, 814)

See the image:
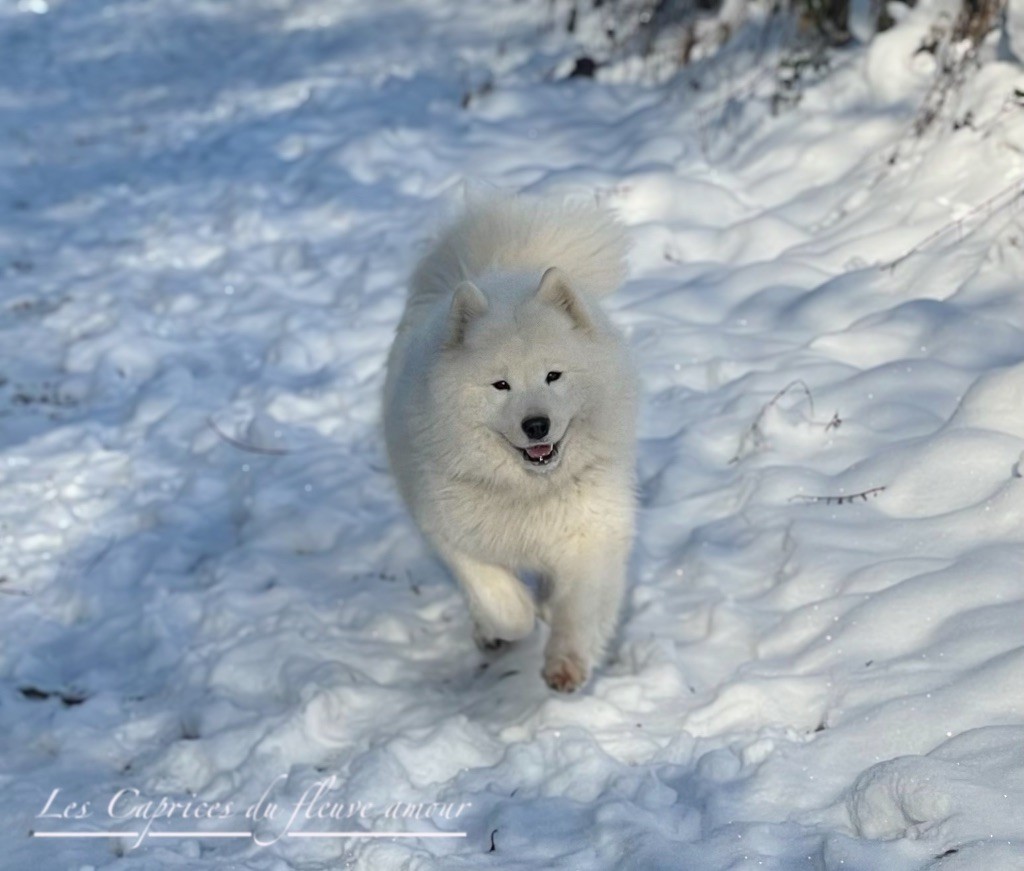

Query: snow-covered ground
(3, 0), (1024, 868)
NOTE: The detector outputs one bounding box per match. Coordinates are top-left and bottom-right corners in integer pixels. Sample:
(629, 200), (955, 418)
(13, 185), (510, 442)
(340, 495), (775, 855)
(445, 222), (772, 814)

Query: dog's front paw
(542, 653), (589, 693)
(473, 625), (510, 653)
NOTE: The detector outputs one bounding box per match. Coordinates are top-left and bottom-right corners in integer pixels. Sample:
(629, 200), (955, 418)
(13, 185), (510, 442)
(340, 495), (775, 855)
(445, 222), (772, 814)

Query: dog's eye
(492, 380), (511, 391)
(546, 371), (562, 384)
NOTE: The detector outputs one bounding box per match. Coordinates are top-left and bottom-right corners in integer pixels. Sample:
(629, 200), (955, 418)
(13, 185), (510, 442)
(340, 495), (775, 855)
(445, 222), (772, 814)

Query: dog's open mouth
(521, 442), (559, 466)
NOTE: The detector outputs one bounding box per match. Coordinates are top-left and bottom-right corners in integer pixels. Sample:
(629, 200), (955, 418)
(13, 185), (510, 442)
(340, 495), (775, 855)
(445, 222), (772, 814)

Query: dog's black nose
(521, 416), (550, 440)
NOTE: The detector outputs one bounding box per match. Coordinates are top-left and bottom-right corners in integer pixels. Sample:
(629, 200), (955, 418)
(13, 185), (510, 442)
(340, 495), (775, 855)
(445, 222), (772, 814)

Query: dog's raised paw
(542, 654), (589, 693)
(473, 627), (509, 653)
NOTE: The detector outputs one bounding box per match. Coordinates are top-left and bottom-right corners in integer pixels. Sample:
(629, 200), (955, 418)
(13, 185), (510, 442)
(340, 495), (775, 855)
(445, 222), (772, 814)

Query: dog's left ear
(536, 267), (593, 332)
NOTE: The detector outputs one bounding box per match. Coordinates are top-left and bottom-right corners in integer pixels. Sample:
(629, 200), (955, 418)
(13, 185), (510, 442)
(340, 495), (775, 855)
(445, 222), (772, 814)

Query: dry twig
(789, 486), (887, 505)
(207, 417), (290, 456)
(731, 379), (816, 464)
(881, 176), (1024, 272)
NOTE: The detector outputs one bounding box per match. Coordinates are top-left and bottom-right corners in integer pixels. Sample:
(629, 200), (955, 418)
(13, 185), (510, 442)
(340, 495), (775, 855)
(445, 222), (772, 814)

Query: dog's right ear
(446, 281), (489, 348)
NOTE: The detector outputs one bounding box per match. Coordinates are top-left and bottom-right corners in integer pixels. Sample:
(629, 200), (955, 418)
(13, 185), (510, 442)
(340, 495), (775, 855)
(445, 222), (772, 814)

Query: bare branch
(731, 379), (816, 464)
(882, 177), (1024, 272)
(207, 417), (290, 456)
(789, 486), (887, 505)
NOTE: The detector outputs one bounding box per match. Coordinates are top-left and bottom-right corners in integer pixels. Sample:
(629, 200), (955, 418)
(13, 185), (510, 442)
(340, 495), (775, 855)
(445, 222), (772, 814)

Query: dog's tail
(411, 195), (629, 303)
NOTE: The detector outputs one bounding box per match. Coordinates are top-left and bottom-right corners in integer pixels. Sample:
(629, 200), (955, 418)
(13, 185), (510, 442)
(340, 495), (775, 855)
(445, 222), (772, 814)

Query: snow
(3, 0), (1024, 868)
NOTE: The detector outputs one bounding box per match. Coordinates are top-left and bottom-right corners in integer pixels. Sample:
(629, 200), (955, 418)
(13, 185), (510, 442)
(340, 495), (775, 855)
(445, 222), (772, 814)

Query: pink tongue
(526, 444), (553, 459)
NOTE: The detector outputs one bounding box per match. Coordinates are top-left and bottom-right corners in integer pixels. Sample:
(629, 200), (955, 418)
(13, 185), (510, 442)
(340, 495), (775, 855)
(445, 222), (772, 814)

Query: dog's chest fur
(426, 473), (629, 571)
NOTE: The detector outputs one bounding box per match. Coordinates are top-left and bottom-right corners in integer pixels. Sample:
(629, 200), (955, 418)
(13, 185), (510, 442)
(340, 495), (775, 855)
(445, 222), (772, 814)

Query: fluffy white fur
(383, 195), (637, 692)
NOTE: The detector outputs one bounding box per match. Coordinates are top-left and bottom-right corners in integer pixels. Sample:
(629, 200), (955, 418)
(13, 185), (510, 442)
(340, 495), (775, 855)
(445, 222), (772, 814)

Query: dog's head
(430, 267), (634, 489)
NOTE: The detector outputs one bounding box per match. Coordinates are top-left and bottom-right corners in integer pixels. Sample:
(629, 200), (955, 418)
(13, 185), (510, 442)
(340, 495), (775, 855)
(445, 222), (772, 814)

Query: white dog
(383, 196), (637, 692)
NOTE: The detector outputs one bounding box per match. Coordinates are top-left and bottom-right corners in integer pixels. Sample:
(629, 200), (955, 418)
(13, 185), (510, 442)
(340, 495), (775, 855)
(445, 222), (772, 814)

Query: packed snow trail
(3, 0), (1024, 869)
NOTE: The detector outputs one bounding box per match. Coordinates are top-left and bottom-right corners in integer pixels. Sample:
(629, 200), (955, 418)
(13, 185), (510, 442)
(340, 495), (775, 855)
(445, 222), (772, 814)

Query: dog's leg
(440, 549), (536, 650)
(535, 573), (554, 624)
(542, 545), (628, 693)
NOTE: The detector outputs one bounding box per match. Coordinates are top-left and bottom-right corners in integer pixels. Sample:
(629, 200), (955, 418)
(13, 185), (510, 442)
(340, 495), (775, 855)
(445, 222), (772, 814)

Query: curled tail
(411, 195), (630, 304)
